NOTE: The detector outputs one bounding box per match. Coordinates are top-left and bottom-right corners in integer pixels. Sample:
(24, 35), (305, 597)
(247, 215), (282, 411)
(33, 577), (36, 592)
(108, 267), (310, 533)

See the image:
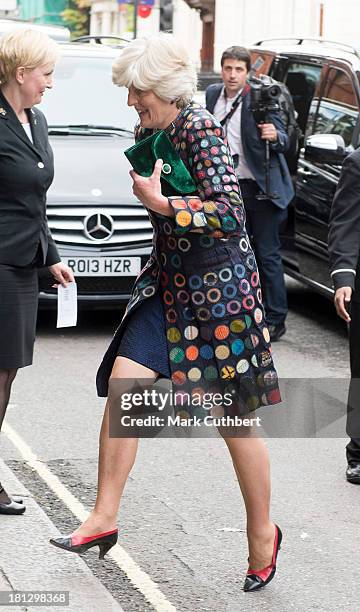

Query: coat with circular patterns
(96, 102), (281, 419)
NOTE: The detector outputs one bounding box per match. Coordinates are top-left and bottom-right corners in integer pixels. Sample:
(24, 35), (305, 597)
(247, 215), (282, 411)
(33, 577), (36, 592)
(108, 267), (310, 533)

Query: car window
(283, 62), (322, 135)
(313, 68), (358, 147)
(39, 54), (137, 130)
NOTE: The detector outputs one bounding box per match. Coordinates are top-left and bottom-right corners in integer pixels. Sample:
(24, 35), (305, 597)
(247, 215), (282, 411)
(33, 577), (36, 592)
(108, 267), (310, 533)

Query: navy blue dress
(116, 291), (170, 378)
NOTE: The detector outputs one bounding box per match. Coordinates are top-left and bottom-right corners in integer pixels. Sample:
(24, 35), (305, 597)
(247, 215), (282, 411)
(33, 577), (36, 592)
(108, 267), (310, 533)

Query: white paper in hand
(57, 282), (78, 328)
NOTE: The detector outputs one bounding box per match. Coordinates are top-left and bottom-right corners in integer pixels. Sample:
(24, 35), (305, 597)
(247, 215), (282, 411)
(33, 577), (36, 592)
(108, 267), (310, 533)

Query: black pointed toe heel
(50, 529), (118, 559)
(243, 525), (282, 592)
(0, 486), (26, 515)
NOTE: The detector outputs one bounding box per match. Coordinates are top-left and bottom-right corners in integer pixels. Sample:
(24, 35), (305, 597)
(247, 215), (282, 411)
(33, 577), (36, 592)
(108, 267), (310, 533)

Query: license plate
(63, 256), (141, 276)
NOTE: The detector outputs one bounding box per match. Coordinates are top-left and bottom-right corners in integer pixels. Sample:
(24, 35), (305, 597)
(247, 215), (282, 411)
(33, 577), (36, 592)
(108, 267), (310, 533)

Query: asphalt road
(2, 278), (359, 612)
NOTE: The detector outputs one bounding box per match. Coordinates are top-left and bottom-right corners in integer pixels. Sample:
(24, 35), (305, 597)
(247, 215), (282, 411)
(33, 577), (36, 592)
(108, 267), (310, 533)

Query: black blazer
(205, 83), (294, 209)
(0, 89), (60, 267)
(328, 148), (360, 299)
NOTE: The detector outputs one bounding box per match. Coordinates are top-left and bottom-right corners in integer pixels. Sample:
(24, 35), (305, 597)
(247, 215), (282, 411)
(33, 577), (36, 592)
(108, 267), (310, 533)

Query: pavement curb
(0, 459), (124, 612)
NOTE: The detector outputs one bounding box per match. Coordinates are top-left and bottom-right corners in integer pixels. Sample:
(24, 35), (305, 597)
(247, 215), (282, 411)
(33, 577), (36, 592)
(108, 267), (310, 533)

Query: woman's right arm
(166, 112), (244, 235)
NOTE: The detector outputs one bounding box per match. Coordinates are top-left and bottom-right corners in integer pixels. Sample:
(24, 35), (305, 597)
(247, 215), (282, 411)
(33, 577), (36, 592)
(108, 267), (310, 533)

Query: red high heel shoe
(49, 529), (118, 559)
(243, 524), (282, 592)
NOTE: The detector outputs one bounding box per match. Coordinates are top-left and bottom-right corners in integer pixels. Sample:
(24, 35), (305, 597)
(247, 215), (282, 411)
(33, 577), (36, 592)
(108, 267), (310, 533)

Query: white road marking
(3, 422), (176, 612)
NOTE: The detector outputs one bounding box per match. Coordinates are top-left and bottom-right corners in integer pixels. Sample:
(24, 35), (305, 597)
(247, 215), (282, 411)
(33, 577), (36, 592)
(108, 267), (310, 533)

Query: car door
(294, 64), (360, 291)
(270, 57), (325, 266)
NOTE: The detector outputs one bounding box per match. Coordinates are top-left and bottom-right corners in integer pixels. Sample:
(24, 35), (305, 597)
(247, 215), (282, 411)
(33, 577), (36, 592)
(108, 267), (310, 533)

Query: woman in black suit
(0, 29), (74, 514)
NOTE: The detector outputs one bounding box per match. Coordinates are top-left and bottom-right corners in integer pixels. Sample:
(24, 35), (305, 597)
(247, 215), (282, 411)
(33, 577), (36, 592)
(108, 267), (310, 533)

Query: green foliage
(62, 0), (90, 39)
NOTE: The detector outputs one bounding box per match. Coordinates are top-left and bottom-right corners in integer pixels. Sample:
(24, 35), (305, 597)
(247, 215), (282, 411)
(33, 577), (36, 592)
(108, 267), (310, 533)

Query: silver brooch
(0, 107), (7, 116)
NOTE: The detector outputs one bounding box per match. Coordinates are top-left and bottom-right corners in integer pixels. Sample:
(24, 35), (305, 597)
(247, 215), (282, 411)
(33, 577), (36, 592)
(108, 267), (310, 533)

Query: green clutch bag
(124, 130), (197, 198)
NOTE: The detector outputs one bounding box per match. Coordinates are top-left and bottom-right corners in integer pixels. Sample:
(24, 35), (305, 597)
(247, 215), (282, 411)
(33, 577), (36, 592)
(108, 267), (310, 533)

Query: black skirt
(0, 264), (38, 369)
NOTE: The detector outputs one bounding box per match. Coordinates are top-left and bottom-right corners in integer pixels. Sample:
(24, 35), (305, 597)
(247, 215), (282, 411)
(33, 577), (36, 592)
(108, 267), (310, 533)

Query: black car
(249, 38), (360, 297)
(38, 43), (153, 307)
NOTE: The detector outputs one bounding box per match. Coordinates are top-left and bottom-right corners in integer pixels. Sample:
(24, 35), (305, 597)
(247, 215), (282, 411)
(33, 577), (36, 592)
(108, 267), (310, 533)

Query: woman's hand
(130, 159), (174, 216)
(49, 262), (75, 288)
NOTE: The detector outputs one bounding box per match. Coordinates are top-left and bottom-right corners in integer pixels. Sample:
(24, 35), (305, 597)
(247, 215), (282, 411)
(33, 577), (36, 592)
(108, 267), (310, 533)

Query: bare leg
(219, 427), (275, 570)
(72, 357), (158, 537)
(0, 368), (18, 503)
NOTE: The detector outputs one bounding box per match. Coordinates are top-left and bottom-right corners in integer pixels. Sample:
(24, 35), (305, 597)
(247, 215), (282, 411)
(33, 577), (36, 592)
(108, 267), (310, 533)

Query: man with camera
(206, 46), (294, 341)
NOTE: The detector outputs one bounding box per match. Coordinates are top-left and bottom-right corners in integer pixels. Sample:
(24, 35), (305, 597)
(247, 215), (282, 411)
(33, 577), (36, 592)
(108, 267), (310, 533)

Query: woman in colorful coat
(50, 34), (283, 592)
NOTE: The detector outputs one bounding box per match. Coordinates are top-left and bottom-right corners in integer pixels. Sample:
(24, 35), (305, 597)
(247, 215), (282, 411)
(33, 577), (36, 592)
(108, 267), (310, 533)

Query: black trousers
(346, 300), (360, 464)
(239, 180), (288, 326)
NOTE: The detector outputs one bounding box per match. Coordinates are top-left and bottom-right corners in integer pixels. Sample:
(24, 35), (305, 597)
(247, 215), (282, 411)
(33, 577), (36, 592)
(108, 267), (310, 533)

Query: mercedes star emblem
(84, 213), (114, 241)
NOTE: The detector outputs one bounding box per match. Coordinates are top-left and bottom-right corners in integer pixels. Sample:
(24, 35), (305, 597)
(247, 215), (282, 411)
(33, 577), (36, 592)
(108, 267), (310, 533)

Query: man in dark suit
(206, 46), (294, 341)
(328, 148), (360, 484)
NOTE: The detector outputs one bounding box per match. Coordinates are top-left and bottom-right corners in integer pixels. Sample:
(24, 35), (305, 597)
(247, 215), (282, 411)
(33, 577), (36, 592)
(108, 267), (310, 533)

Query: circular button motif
(189, 275), (202, 290)
(186, 346), (199, 361)
(254, 308), (263, 324)
(215, 345), (230, 360)
(221, 365), (235, 380)
(184, 325), (199, 340)
(142, 286), (155, 297)
(197, 307), (211, 321)
(215, 324), (229, 340)
(177, 290), (190, 304)
(167, 327), (181, 343)
(207, 288), (221, 303)
(176, 211), (192, 228)
(172, 371), (186, 385)
(227, 300), (241, 314)
(223, 283), (237, 299)
(162, 163), (172, 174)
(263, 327), (270, 343)
(231, 339), (244, 356)
(212, 303), (226, 318)
(239, 237), (249, 252)
(251, 272), (259, 287)
(219, 267), (232, 282)
(174, 273), (186, 287)
(170, 347), (185, 363)
(243, 295), (255, 310)
(178, 238), (191, 252)
(204, 366), (218, 381)
(163, 290), (174, 305)
(234, 264), (246, 279)
(37, 161), (44, 168)
(230, 319), (246, 333)
(166, 309), (177, 323)
(163, 221), (172, 235)
(203, 272), (218, 286)
(169, 255), (181, 270)
(191, 291), (205, 306)
(188, 367), (202, 382)
(200, 344), (214, 359)
(239, 279), (251, 295)
(236, 359), (249, 373)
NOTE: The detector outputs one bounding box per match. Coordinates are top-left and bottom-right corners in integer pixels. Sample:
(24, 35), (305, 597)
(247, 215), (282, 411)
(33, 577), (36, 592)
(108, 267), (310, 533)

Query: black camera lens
(268, 84), (281, 99)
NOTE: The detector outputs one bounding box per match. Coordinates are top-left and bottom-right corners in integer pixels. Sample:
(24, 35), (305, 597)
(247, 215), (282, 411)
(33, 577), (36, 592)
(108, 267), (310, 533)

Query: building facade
(18, 0), (66, 25)
(87, 0), (360, 73)
(89, 0), (160, 39)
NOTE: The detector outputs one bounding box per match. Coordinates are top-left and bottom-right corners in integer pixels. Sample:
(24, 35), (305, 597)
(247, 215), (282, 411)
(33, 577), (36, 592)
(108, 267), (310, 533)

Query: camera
(249, 74), (281, 117)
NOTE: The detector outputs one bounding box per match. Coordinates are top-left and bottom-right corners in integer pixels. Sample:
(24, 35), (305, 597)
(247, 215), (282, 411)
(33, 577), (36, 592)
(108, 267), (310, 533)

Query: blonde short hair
(0, 29), (60, 85)
(112, 34), (197, 109)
